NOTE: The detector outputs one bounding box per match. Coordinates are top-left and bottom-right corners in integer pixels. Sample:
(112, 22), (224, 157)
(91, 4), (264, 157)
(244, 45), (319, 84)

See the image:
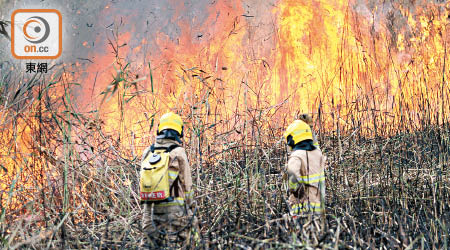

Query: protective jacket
(286, 146), (326, 215)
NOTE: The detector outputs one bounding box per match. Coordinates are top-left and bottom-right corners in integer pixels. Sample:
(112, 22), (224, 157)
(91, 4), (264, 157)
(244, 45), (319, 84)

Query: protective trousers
(141, 204), (197, 249)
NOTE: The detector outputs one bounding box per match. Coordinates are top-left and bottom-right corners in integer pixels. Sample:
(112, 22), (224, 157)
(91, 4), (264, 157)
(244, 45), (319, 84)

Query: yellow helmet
(158, 112), (183, 136)
(283, 120), (313, 146)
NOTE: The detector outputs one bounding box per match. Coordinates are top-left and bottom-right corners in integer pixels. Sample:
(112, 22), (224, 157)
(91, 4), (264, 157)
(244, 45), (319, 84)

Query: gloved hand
(288, 175), (299, 193)
(293, 184), (305, 198)
(288, 175), (305, 198)
(188, 200), (197, 210)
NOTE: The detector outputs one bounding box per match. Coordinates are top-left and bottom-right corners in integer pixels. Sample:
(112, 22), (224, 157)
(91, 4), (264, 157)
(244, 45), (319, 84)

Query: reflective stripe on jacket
(291, 202), (323, 214)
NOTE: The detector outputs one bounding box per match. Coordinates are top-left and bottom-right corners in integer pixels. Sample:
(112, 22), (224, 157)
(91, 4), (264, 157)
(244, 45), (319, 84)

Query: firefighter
(283, 119), (326, 217)
(140, 112), (197, 248)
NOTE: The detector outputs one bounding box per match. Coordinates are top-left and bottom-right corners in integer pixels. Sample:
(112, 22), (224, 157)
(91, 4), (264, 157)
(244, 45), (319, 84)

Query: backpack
(139, 144), (179, 202)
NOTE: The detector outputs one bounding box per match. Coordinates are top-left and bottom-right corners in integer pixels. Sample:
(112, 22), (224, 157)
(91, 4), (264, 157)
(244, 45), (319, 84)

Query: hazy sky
(0, 0), (280, 80)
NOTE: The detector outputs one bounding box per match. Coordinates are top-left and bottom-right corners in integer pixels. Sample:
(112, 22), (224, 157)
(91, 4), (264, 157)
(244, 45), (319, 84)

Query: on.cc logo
(11, 9), (62, 59)
(23, 16), (50, 44)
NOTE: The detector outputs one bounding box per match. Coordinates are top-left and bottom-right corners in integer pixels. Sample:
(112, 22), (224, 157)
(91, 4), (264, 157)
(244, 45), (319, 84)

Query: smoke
(0, 0), (276, 67)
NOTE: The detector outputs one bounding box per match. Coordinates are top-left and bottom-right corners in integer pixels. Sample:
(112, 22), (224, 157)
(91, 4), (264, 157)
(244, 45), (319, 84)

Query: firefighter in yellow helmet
(140, 112), (197, 248)
(284, 120), (326, 216)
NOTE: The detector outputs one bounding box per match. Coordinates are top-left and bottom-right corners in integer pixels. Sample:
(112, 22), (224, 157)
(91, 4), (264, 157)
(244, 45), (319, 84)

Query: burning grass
(0, 66), (448, 248)
(1, 0), (450, 248)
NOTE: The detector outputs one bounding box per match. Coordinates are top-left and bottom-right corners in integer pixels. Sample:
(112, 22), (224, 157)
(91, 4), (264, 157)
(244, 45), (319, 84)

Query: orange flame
(1, 0), (449, 224)
(75, 0), (450, 147)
